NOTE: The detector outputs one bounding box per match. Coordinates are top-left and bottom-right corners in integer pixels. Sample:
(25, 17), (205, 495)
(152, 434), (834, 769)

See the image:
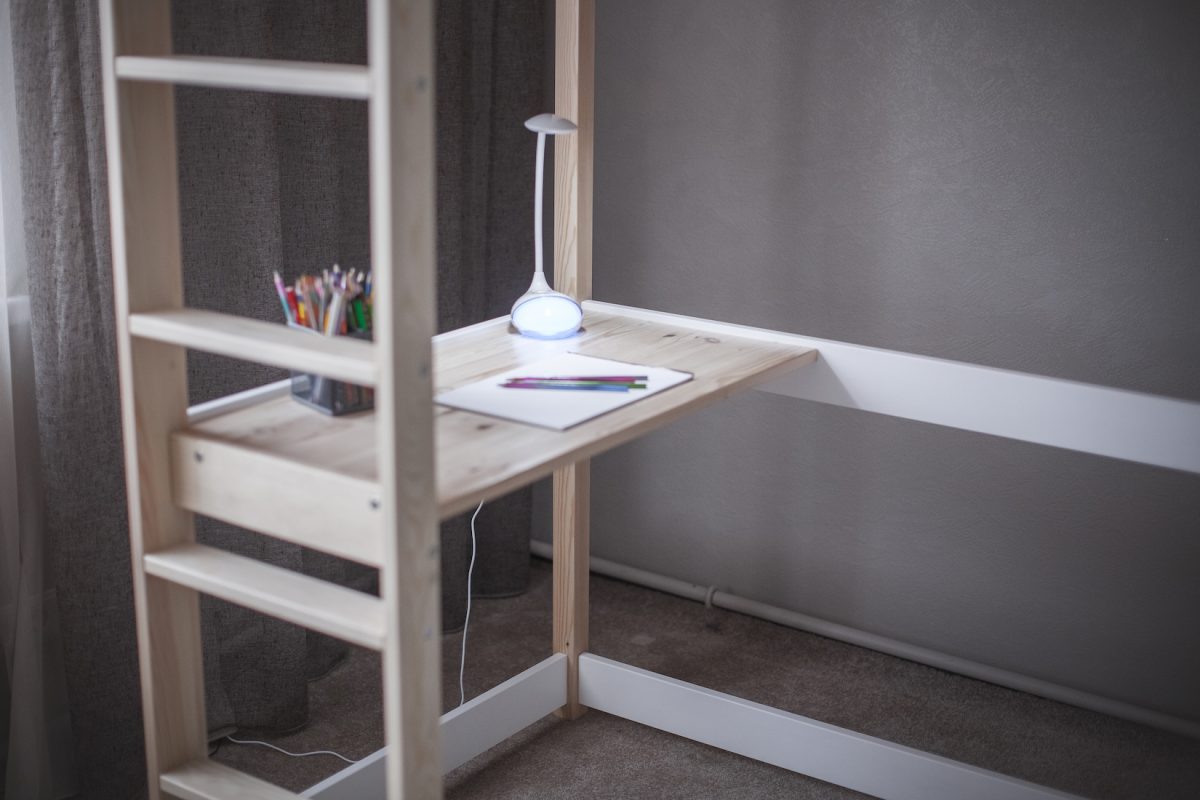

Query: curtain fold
(8, 0), (120, 796)
(6, 1), (544, 796)
(2, 0), (79, 796)
(0, 298), (76, 800)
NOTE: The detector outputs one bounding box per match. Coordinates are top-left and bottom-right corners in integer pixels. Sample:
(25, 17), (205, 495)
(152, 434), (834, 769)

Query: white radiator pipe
(529, 539), (1200, 740)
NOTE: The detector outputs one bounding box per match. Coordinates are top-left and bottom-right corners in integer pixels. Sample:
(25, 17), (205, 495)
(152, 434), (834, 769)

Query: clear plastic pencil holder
(288, 324), (374, 416)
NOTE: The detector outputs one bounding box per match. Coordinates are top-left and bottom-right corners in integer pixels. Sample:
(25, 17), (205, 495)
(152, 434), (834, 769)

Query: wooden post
(368, 0), (443, 797)
(552, 0), (594, 721)
(552, 460), (591, 719)
(99, 2), (207, 796)
(554, 0), (594, 302)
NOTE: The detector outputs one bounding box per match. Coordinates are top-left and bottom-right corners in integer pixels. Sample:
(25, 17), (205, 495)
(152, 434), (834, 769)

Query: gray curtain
(6, 0), (543, 797)
(0, 0), (77, 788)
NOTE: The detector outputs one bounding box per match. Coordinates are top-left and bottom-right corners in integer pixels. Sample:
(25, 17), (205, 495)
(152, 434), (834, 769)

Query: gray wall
(537, 0), (1200, 724)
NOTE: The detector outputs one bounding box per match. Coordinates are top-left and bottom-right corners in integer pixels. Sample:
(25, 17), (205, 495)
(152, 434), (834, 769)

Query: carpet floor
(212, 558), (1200, 798)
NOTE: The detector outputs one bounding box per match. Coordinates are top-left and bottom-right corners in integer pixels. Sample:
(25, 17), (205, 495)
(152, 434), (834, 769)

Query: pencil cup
(288, 325), (374, 416)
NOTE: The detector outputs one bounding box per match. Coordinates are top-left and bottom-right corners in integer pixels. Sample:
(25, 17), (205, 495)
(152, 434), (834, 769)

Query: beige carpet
(212, 558), (1200, 798)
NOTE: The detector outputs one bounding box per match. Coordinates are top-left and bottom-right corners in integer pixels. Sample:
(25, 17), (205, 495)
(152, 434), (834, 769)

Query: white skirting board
(302, 654), (567, 799)
(578, 653), (1084, 800)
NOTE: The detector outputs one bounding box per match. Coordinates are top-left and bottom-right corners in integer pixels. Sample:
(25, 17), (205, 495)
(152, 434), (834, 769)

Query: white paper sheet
(435, 352), (693, 430)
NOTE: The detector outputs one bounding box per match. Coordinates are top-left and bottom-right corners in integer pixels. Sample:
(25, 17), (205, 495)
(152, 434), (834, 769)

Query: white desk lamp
(511, 113), (583, 339)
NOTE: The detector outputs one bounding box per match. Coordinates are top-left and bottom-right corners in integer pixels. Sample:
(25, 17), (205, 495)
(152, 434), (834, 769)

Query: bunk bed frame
(103, 1), (1190, 798)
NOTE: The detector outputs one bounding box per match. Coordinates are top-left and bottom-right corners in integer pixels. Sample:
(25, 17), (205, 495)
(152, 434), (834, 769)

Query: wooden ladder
(98, 1), (441, 798)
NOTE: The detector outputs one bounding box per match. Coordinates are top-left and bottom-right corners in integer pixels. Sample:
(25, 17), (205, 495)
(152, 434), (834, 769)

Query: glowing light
(512, 293), (584, 339)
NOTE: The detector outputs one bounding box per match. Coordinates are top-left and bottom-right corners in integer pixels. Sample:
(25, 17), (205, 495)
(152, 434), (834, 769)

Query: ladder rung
(116, 55), (370, 99)
(129, 309), (377, 386)
(161, 758), (299, 800)
(144, 543), (385, 650)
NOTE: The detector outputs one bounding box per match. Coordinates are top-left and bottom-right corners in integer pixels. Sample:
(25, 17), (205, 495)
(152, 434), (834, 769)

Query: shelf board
(172, 303), (816, 544)
(130, 309), (377, 386)
(116, 55), (370, 99)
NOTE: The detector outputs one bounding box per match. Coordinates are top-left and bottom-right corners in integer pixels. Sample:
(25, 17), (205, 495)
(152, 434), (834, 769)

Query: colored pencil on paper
(503, 380), (645, 389)
(500, 382), (631, 392)
(507, 375), (648, 383)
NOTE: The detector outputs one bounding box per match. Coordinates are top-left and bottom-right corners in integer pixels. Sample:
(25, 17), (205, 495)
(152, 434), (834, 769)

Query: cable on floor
(225, 735), (358, 765)
(224, 504), (485, 763)
(459, 500), (484, 707)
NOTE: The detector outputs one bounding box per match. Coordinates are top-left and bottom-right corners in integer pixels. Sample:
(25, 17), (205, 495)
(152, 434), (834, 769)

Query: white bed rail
(589, 301), (1200, 475)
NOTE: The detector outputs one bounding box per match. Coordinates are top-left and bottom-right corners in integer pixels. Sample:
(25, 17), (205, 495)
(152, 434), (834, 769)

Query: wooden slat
(129, 309), (377, 385)
(117, 55), (370, 99)
(144, 543), (386, 650)
(553, 0), (596, 723)
(99, 2), (208, 793)
(170, 433), (384, 567)
(161, 759), (298, 800)
(554, 0), (594, 302)
(367, 1), (443, 797)
(553, 461), (590, 720)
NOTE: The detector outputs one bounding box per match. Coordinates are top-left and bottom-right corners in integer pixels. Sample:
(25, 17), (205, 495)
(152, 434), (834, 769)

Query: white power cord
(459, 500), (484, 707)
(225, 735), (357, 764)
(221, 502), (486, 763)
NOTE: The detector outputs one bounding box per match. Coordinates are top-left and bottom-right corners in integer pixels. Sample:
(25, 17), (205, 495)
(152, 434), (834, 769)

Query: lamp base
(511, 290), (583, 339)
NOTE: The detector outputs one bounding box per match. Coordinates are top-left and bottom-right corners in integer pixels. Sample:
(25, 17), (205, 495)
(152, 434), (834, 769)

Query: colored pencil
(273, 271), (293, 323)
(284, 286), (300, 323)
(507, 375), (648, 382)
(500, 382), (631, 392)
(503, 380), (645, 388)
(273, 265), (374, 339)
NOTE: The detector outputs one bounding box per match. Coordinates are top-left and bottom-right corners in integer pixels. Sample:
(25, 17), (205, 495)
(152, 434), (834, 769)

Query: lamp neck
(534, 130), (546, 279)
(527, 271), (552, 294)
